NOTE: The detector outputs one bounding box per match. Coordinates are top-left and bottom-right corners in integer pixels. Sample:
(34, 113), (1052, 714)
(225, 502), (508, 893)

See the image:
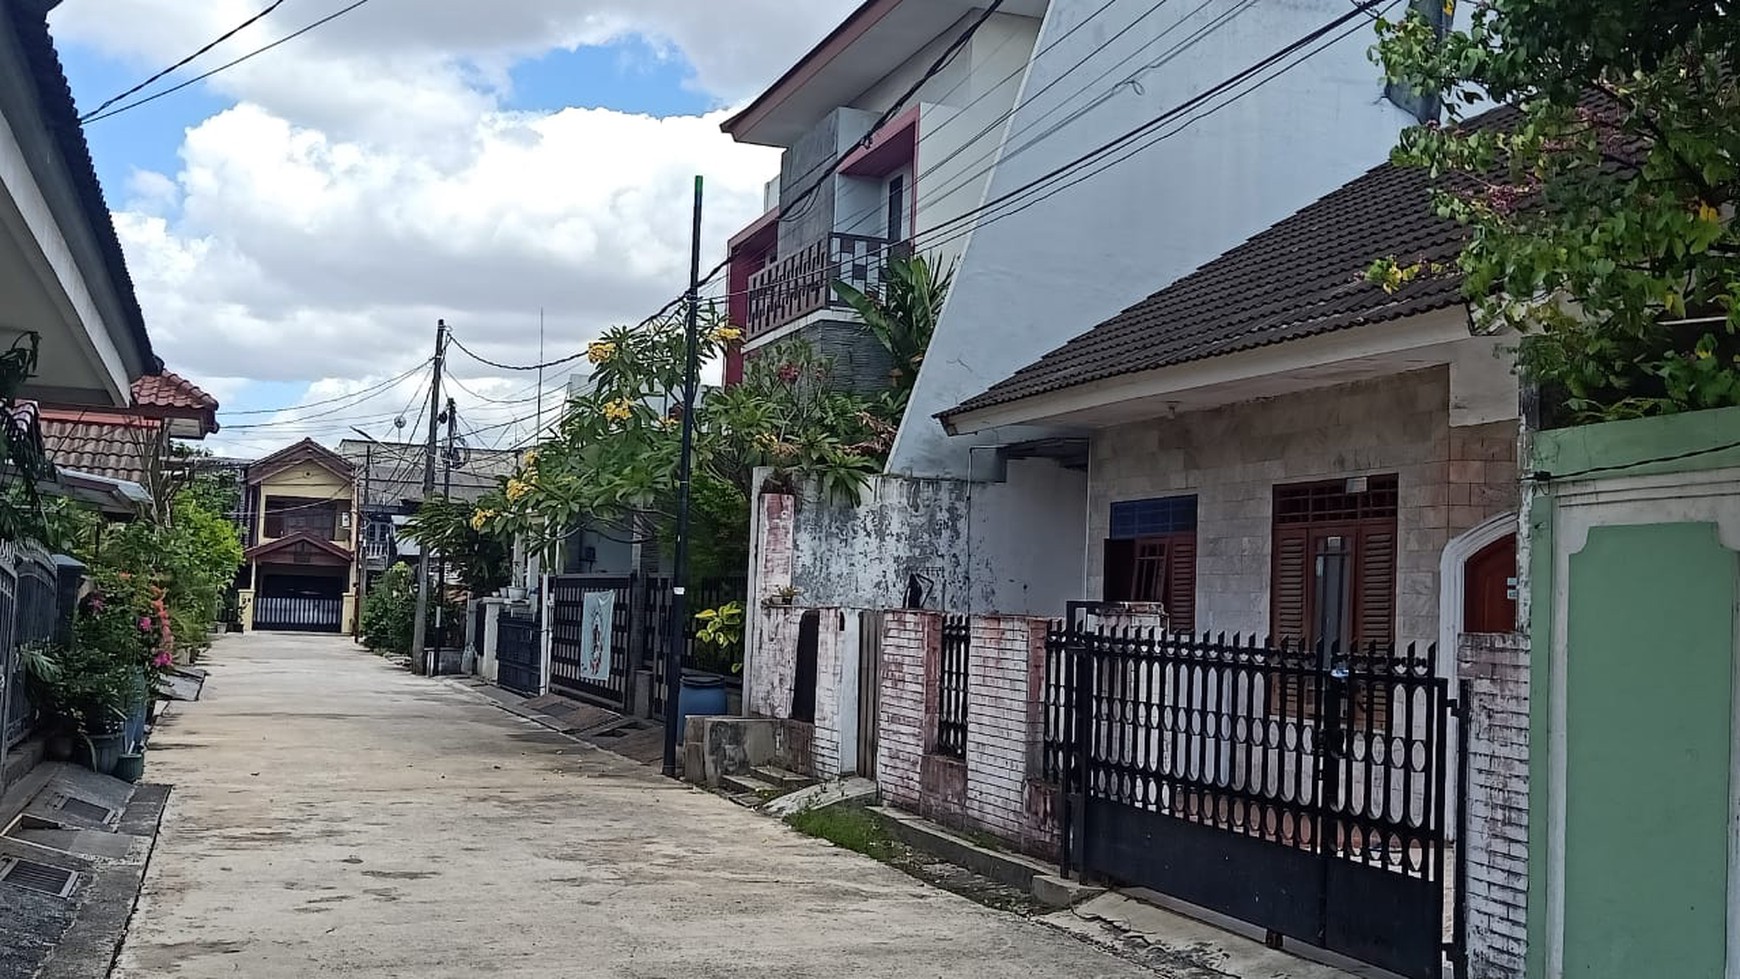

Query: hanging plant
(0, 334), (56, 543)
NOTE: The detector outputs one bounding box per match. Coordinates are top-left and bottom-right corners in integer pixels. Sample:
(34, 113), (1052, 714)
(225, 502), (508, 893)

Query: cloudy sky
(49, 0), (858, 457)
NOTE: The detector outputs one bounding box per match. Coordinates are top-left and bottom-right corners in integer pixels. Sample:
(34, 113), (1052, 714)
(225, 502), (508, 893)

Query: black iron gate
(548, 574), (633, 709)
(496, 609), (541, 697)
(254, 596), (343, 632)
(1045, 614), (1460, 979)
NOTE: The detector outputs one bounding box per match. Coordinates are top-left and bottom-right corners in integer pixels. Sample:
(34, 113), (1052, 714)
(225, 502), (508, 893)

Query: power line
(79, 0), (286, 123)
(83, 0), (376, 125)
(738, 0), (1392, 299)
(218, 358), (431, 417)
(447, 336), (588, 374)
(779, 0), (1010, 226)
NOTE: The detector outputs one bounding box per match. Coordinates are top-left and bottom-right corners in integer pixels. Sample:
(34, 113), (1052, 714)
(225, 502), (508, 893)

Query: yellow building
(236, 440), (359, 634)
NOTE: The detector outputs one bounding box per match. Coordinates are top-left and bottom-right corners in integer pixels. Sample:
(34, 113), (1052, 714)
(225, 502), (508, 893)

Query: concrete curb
(36, 783), (171, 979)
(867, 806), (1055, 893)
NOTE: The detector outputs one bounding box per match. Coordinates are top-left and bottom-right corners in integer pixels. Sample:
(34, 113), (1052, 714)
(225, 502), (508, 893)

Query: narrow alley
(113, 635), (1154, 978)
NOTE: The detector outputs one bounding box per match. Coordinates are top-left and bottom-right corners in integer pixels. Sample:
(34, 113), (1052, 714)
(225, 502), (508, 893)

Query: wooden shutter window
(1165, 534), (1197, 634)
(1271, 526), (1310, 644)
(1354, 524), (1397, 646)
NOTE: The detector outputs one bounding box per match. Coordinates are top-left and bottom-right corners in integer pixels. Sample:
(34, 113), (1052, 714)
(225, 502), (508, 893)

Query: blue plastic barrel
(677, 671), (729, 740)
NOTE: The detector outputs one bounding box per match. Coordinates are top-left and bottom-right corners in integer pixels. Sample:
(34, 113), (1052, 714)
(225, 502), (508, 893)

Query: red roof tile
(132, 370), (217, 412)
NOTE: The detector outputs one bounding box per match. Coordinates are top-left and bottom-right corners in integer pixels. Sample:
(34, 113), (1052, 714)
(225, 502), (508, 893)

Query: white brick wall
(1088, 369), (1519, 647)
(1459, 632), (1530, 979)
(877, 611), (933, 809)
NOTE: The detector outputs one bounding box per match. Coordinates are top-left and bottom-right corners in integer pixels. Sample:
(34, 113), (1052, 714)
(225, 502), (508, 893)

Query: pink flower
(152, 650), (173, 669)
(138, 616), (153, 632)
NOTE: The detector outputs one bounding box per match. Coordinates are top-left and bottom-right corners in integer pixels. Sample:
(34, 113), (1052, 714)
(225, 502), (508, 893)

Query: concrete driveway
(115, 633), (1156, 978)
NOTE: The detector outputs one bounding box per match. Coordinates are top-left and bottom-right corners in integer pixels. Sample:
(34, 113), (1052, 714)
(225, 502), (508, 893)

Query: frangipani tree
(475, 306), (895, 560)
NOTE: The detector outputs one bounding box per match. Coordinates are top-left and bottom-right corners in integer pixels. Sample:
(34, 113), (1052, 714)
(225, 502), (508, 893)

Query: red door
(1463, 534), (1518, 633)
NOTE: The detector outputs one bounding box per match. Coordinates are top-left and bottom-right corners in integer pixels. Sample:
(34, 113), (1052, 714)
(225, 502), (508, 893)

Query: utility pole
(432, 396), (456, 673)
(412, 319), (446, 675)
(355, 442), (372, 641)
(663, 175), (704, 777)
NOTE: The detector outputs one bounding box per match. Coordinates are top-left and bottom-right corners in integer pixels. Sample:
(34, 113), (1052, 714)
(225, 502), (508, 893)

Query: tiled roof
(940, 112), (1526, 421)
(4, 3), (157, 373)
(40, 414), (159, 484)
(133, 370), (217, 412)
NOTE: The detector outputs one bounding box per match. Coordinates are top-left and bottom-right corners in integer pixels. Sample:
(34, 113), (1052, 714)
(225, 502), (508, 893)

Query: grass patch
(785, 805), (896, 860)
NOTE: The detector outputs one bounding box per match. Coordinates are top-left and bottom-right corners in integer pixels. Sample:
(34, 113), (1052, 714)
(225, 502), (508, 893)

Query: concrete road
(116, 633), (1156, 979)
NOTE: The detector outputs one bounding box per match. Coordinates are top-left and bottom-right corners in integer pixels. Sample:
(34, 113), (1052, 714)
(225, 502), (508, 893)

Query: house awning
(48, 467), (151, 517)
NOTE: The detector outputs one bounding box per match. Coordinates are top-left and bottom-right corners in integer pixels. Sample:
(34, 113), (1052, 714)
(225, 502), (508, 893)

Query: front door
(1463, 534), (1517, 633)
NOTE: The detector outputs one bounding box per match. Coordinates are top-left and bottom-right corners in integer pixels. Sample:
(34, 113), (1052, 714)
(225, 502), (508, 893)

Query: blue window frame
(1109, 496), (1198, 540)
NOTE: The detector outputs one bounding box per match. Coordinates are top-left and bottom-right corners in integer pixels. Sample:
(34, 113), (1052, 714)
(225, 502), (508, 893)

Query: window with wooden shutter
(1104, 496), (1197, 633)
(1271, 477), (1401, 718)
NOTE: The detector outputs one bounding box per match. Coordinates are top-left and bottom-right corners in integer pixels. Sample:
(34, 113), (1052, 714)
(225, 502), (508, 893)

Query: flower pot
(113, 752), (145, 784)
(83, 733), (124, 776)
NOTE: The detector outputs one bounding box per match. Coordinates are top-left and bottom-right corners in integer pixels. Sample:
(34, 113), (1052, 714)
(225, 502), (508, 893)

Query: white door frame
(1437, 510), (1521, 680)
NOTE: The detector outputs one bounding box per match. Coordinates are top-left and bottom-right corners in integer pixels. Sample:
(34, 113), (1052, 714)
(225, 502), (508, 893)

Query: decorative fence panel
(548, 575), (635, 709)
(1045, 616), (1460, 979)
(646, 575), (747, 719)
(935, 615), (969, 758)
(254, 596), (343, 632)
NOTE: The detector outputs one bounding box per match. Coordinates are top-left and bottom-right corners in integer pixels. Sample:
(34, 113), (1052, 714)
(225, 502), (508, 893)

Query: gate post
(1070, 626), (1095, 882)
(1314, 641), (1348, 948)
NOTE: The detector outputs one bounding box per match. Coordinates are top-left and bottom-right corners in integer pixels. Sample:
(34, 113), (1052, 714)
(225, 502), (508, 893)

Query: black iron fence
(646, 575), (747, 718)
(1044, 619), (1458, 979)
(935, 615), (970, 758)
(3, 548), (63, 753)
(541, 573), (748, 714)
(496, 609), (541, 697)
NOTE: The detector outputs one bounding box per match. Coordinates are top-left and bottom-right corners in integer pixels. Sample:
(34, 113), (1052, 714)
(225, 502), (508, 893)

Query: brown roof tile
(40, 415), (160, 484)
(939, 112), (1524, 421)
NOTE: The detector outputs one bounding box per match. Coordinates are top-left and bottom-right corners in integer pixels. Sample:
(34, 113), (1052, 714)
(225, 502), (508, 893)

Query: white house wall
(1088, 368), (1520, 647)
(749, 459), (1087, 618)
(890, 0), (1422, 477)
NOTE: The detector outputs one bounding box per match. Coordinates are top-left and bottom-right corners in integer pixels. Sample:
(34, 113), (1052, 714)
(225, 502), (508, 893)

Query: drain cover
(54, 796), (115, 824)
(0, 857), (78, 898)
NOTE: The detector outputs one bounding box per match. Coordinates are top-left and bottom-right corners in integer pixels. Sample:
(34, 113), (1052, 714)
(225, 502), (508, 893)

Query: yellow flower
(521, 449), (539, 469)
(506, 479), (531, 502)
(1698, 201), (1722, 224)
(711, 326), (744, 344)
(603, 398), (634, 422)
(587, 341), (617, 365)
(470, 510), (491, 532)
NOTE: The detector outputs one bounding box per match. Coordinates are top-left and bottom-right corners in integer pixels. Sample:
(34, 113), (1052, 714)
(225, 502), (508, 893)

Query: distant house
(237, 440), (358, 634)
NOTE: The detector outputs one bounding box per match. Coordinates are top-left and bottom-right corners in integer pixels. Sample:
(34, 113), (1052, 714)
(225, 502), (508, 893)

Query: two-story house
(721, 0), (1049, 390)
(237, 439), (358, 634)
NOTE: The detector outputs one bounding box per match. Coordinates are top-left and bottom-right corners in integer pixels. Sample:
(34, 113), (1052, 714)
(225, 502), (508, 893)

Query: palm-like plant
(832, 253), (955, 410)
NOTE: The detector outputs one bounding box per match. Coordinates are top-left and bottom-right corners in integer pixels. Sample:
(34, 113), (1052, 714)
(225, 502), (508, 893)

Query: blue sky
(56, 33), (721, 437)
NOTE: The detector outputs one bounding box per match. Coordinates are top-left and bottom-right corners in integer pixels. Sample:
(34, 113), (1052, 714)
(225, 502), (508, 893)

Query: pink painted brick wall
(876, 611), (1055, 853)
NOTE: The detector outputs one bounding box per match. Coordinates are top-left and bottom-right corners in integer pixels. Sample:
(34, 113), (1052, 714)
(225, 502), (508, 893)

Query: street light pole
(663, 175), (704, 778)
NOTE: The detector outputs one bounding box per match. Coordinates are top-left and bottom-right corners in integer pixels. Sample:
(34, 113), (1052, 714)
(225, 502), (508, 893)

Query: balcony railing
(745, 232), (909, 341)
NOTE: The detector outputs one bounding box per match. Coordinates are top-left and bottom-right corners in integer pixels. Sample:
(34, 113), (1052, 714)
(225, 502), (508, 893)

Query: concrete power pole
(412, 319), (446, 675)
(432, 396), (457, 665)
